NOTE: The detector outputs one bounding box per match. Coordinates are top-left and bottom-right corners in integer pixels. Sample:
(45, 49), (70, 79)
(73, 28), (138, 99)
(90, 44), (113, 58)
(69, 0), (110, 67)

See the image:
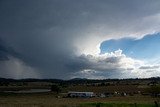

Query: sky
(0, 0), (160, 79)
(100, 33), (160, 59)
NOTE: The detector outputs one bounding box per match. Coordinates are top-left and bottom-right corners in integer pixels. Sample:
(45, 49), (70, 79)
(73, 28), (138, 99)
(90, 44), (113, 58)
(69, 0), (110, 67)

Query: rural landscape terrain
(1, 1), (160, 107)
(0, 77), (159, 107)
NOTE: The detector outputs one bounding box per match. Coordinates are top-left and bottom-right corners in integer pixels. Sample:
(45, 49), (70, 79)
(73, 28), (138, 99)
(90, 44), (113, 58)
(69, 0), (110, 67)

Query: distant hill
(0, 77), (159, 84)
(70, 78), (88, 81)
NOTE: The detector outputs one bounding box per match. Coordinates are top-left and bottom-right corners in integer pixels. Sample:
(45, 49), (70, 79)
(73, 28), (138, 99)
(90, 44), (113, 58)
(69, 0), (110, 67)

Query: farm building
(68, 91), (94, 98)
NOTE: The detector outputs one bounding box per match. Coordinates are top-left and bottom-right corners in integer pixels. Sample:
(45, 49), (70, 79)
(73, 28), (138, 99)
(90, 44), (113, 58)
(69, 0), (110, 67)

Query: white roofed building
(68, 91), (94, 98)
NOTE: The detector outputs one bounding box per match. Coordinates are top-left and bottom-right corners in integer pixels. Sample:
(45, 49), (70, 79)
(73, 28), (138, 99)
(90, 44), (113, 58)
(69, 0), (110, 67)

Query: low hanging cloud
(139, 65), (160, 70)
(0, 56), (39, 79)
(71, 50), (160, 79)
(71, 50), (141, 79)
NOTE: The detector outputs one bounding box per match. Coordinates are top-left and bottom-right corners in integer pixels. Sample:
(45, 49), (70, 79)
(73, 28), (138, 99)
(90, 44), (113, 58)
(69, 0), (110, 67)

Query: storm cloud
(139, 65), (160, 70)
(0, 0), (160, 79)
(70, 50), (151, 79)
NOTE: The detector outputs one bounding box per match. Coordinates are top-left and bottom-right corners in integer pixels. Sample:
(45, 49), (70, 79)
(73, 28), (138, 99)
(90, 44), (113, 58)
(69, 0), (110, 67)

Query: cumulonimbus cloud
(0, 0), (160, 79)
(71, 50), (160, 79)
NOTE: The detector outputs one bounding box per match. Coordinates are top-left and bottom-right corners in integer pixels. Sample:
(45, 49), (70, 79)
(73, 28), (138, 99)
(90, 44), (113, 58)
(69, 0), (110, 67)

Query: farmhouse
(68, 91), (94, 98)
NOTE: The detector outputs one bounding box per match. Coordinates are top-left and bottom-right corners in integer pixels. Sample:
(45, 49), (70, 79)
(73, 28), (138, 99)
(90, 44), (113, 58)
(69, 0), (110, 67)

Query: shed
(68, 91), (94, 98)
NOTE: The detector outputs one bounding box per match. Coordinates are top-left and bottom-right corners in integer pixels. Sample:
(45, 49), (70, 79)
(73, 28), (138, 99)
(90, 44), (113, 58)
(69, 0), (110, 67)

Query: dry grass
(66, 85), (146, 93)
(0, 84), (159, 107)
(0, 92), (159, 107)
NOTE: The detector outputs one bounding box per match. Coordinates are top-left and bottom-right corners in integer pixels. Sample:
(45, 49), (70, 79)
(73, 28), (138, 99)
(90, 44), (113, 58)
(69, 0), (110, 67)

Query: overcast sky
(0, 0), (160, 79)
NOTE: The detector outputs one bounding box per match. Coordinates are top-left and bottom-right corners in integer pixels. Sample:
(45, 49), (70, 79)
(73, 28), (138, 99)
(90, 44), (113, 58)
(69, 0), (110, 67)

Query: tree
(148, 85), (160, 97)
(51, 85), (61, 93)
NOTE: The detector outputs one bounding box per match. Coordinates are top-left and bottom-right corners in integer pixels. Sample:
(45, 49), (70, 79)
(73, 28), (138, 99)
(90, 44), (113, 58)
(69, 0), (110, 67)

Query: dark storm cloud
(139, 65), (160, 70)
(0, 43), (8, 61)
(67, 49), (139, 79)
(0, 38), (18, 61)
(0, 0), (160, 79)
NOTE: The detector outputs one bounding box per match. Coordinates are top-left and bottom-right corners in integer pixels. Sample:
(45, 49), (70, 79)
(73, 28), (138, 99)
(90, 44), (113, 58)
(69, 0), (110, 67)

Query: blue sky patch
(100, 33), (160, 59)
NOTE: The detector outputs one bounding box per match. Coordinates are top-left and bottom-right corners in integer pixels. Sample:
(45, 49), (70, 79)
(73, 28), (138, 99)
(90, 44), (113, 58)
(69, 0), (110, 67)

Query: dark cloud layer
(139, 66), (159, 70)
(0, 0), (160, 79)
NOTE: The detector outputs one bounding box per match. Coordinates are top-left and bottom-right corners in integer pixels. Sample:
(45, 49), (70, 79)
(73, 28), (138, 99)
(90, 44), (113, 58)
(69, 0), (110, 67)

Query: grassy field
(80, 103), (156, 107)
(0, 79), (159, 107)
(65, 85), (145, 93)
(0, 92), (159, 107)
